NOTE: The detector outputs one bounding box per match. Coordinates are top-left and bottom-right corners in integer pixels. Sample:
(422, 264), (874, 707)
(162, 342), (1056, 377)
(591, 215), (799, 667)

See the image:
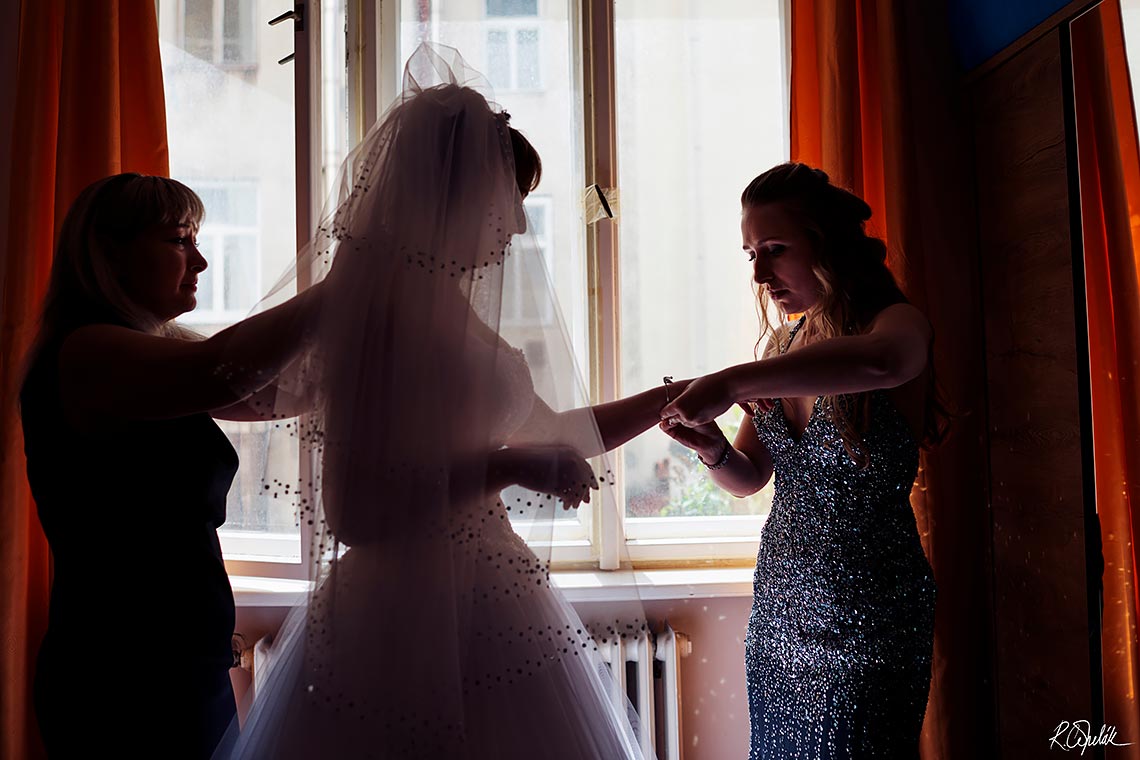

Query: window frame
(221, 0), (789, 578)
(577, 0), (788, 566)
(216, 0), (324, 582)
(381, 0), (786, 568)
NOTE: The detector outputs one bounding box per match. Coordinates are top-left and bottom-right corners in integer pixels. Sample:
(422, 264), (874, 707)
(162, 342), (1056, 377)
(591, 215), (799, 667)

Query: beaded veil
(213, 44), (651, 759)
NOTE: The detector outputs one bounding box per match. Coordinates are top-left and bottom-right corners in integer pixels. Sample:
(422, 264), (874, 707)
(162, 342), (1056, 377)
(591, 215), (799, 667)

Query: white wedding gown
(221, 341), (647, 759)
(213, 42), (651, 760)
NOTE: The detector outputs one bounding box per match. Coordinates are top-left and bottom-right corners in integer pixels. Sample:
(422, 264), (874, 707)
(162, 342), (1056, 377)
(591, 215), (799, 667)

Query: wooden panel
(970, 28), (1095, 758)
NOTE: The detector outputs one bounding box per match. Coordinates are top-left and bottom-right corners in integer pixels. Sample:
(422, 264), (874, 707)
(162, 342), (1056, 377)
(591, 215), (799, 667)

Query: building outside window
(485, 0), (542, 91)
(179, 181), (261, 327)
(181, 0), (257, 69)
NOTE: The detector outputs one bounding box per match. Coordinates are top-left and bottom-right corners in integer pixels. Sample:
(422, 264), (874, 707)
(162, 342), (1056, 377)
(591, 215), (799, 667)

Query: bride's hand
(495, 446), (599, 510)
(659, 419), (730, 464)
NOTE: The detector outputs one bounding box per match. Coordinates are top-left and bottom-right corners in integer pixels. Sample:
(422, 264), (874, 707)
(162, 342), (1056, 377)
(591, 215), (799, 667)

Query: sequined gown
(745, 328), (936, 759)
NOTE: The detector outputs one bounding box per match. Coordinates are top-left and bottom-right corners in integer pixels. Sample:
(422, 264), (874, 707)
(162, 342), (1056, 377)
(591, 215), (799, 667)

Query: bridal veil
(212, 44), (653, 759)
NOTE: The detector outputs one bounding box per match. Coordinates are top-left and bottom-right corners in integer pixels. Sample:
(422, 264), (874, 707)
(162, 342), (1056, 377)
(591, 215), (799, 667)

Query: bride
(215, 45), (680, 759)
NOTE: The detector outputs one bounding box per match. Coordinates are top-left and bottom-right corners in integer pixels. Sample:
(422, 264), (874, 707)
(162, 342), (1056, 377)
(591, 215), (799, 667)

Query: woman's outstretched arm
(209, 380), (317, 421)
(661, 303), (931, 427)
(58, 281), (325, 425)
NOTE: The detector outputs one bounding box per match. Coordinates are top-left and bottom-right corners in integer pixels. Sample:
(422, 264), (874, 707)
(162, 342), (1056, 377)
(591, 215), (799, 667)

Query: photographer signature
(1049, 721), (1133, 754)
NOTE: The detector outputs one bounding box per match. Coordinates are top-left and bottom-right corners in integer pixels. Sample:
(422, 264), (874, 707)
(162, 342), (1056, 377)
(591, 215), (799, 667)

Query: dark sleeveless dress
(745, 322), (936, 759)
(20, 330), (240, 758)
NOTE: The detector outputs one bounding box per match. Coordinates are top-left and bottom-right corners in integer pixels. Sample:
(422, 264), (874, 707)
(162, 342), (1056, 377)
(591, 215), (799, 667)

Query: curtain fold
(1071, 3), (1140, 755)
(0, 2), (169, 757)
(789, 1), (994, 757)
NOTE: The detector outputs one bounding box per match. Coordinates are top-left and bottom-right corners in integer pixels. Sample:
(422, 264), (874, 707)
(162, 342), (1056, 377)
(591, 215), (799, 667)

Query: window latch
(268, 3), (305, 65)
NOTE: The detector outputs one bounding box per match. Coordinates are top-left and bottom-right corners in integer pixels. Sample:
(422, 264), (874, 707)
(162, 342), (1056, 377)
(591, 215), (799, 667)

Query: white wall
(232, 594), (754, 759)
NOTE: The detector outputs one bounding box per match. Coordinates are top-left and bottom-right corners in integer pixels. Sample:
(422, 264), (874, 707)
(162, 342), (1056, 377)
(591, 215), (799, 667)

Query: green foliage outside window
(660, 408), (748, 517)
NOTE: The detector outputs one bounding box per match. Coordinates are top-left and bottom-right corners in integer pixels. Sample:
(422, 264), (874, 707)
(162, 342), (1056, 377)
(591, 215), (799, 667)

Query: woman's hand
(493, 446), (599, 510)
(739, 398), (777, 417)
(659, 419), (729, 464)
(659, 371), (736, 427)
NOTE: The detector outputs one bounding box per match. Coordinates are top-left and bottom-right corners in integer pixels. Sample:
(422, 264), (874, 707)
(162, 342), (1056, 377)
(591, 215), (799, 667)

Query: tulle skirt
(217, 515), (646, 759)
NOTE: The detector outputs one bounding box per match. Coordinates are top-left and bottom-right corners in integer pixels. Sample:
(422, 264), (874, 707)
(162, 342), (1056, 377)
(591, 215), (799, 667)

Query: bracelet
(663, 375), (674, 403)
(698, 439), (732, 470)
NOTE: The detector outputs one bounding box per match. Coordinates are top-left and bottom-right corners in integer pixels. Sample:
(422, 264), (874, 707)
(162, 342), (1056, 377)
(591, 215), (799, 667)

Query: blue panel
(948, 0), (1077, 71)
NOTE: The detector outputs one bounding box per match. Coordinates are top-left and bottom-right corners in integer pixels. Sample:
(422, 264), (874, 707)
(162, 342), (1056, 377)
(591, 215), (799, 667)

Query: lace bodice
(489, 343), (536, 447)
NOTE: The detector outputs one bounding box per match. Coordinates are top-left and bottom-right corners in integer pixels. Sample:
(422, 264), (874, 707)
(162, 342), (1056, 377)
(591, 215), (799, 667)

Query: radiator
(592, 621), (692, 760)
(239, 621), (691, 758)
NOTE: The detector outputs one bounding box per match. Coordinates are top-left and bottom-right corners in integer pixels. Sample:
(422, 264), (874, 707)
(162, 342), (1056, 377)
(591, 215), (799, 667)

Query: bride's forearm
(723, 335), (892, 401)
(507, 381), (692, 456)
(592, 380), (693, 453)
(559, 380), (693, 457)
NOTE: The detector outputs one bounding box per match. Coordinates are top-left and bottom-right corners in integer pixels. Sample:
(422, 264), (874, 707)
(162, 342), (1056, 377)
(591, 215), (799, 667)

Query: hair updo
(741, 162), (901, 334)
(503, 114), (542, 197)
(742, 162), (888, 282)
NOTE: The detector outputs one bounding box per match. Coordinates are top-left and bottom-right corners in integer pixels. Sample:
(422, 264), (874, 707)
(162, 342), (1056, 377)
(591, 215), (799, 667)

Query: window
(158, 0), (788, 578)
(181, 0), (257, 69)
(396, 0), (788, 566)
(502, 196), (555, 326)
(486, 25), (542, 91)
(487, 0), (538, 16)
(158, 0), (350, 576)
(484, 0), (542, 91)
(613, 1), (786, 557)
(179, 182), (261, 326)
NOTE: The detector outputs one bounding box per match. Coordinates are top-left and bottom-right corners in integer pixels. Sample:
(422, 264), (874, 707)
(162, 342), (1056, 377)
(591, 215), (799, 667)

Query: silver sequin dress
(745, 322), (936, 759)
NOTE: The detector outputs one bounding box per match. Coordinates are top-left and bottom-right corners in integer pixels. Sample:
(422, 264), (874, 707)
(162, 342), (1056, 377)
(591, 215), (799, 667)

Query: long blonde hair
(22, 173), (206, 380)
(742, 162), (952, 468)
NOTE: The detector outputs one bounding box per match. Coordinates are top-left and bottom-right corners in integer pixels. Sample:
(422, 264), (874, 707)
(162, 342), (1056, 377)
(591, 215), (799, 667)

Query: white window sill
(230, 566), (754, 607)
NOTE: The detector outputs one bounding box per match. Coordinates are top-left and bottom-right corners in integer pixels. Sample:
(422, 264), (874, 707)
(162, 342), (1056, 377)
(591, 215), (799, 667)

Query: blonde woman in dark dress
(660, 163), (950, 759)
(18, 173), (324, 757)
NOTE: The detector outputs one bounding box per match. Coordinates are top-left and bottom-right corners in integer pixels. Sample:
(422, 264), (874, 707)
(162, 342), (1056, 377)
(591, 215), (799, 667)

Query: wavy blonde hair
(743, 162), (952, 468)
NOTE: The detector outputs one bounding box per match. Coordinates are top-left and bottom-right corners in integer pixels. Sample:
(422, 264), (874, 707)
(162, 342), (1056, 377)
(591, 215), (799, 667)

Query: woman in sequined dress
(659, 163), (949, 759)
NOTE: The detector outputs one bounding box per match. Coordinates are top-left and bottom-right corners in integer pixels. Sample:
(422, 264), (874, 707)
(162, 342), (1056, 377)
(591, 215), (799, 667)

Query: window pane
(222, 0), (254, 64)
(224, 234), (259, 312)
(197, 254), (217, 311)
(158, 0), (300, 553)
(321, 0), (350, 198)
(197, 186), (226, 222)
(525, 199), (546, 238)
(400, 1), (587, 526)
(614, 0), (786, 518)
(183, 0), (215, 61)
(486, 0), (538, 17)
(516, 28), (540, 89)
(486, 29), (511, 90)
(400, 0), (586, 376)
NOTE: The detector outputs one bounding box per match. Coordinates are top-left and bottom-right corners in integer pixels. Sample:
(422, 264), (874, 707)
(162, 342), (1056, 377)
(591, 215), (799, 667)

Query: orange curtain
(790, 0), (890, 258)
(0, 2), (169, 757)
(790, 1), (994, 757)
(1072, 3), (1140, 755)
